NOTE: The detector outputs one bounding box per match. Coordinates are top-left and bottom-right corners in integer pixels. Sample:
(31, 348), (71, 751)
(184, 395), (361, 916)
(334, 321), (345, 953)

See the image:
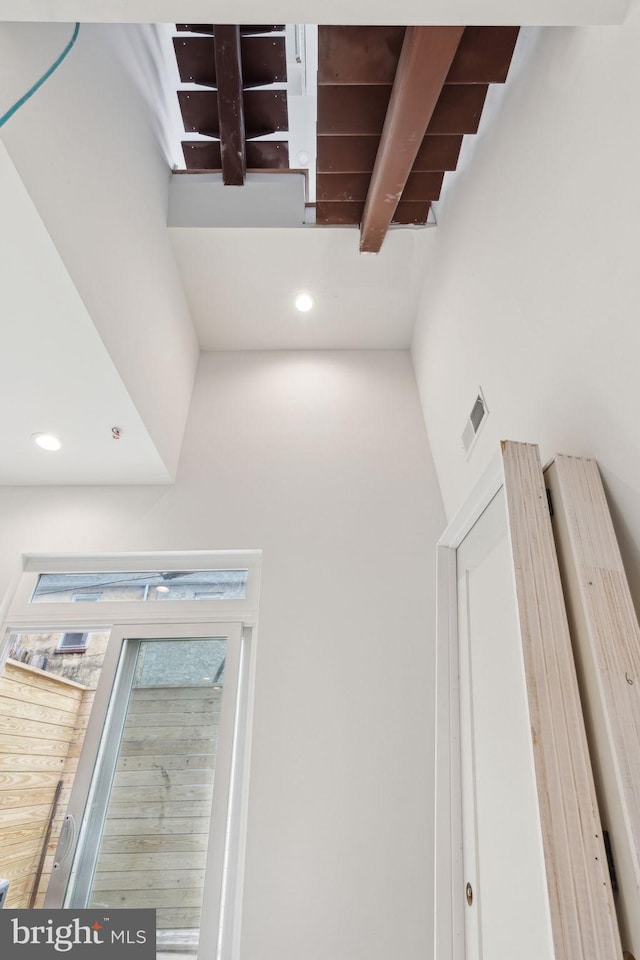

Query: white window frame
(5, 550), (261, 631)
(0, 550), (261, 960)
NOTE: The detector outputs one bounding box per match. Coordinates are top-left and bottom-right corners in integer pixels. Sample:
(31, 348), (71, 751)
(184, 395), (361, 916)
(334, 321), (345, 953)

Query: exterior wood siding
(88, 685), (221, 931)
(0, 660), (87, 908)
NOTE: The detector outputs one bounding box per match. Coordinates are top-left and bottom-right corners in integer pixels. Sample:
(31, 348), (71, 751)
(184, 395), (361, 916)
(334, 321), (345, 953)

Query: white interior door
(456, 488), (553, 960)
(436, 441), (622, 960)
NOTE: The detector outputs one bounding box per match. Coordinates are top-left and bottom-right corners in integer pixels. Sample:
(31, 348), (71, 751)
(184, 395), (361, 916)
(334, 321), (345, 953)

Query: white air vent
(461, 389), (488, 456)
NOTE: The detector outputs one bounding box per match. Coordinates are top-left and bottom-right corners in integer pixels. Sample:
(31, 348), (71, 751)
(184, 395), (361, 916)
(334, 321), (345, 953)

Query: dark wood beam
(359, 26), (464, 253)
(213, 25), (246, 185)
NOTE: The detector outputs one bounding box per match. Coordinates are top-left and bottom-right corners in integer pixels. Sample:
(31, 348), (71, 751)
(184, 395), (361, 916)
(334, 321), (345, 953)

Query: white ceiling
(0, 141), (170, 486)
(170, 226), (435, 350)
(0, 15), (581, 486)
(0, 17), (467, 486)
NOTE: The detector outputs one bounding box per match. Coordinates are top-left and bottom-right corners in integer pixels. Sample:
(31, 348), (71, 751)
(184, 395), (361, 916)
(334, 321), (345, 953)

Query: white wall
(0, 23), (199, 478)
(0, 350), (445, 960)
(412, 8), (640, 602)
(0, 140), (170, 485)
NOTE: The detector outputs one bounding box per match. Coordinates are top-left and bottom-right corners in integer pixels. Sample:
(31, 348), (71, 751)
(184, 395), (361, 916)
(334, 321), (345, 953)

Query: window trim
(0, 550), (261, 960)
(5, 551), (261, 631)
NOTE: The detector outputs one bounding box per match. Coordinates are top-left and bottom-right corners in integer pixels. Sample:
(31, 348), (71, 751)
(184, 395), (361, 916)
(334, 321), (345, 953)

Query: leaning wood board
(501, 442), (621, 959)
(546, 455), (640, 957)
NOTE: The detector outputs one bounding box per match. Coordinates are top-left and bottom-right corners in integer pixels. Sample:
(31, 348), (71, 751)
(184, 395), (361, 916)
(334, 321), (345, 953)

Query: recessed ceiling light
(32, 433), (62, 452)
(155, 585), (170, 593)
(295, 293), (313, 312)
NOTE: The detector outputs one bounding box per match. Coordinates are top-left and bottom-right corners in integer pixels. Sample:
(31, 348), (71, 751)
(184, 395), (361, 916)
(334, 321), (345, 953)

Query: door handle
(53, 814), (76, 871)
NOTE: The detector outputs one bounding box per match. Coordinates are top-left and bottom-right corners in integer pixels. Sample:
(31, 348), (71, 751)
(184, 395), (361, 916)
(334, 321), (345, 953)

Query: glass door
(46, 622), (243, 960)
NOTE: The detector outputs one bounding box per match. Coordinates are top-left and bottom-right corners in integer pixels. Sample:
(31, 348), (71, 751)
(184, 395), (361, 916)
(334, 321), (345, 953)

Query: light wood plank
(105, 800), (212, 819)
(69, 714), (91, 739)
(113, 768), (214, 788)
(501, 441), (622, 960)
(109, 783), (212, 804)
(0, 661), (77, 907)
(548, 454), (640, 955)
(95, 851), (207, 872)
(155, 908), (201, 929)
(78, 689), (96, 710)
(121, 724), (217, 742)
(127, 697), (221, 715)
(118, 739), (215, 757)
(3, 659), (87, 690)
(102, 817), (209, 836)
(127, 710), (220, 727)
(0, 714), (80, 743)
(0, 786), (60, 808)
(91, 869), (205, 891)
(0, 769), (62, 790)
(61, 757), (80, 776)
(0, 823), (49, 849)
(89, 887), (202, 907)
(0, 696), (79, 728)
(0, 677), (81, 714)
(0, 753), (65, 772)
(99, 834), (209, 854)
(4, 874), (34, 908)
(0, 803), (57, 827)
(0, 838), (41, 865)
(2, 852), (42, 881)
(116, 754), (214, 771)
(0, 734), (71, 757)
(131, 686), (222, 701)
(65, 738), (85, 758)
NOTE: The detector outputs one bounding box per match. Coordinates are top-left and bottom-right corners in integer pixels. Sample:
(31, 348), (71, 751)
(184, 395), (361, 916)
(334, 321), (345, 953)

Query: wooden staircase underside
(172, 24), (520, 252)
(175, 24), (290, 182)
(316, 25), (520, 251)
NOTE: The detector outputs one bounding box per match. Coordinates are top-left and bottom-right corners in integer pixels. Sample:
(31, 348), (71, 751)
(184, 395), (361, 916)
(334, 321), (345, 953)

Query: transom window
(31, 569), (248, 603)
